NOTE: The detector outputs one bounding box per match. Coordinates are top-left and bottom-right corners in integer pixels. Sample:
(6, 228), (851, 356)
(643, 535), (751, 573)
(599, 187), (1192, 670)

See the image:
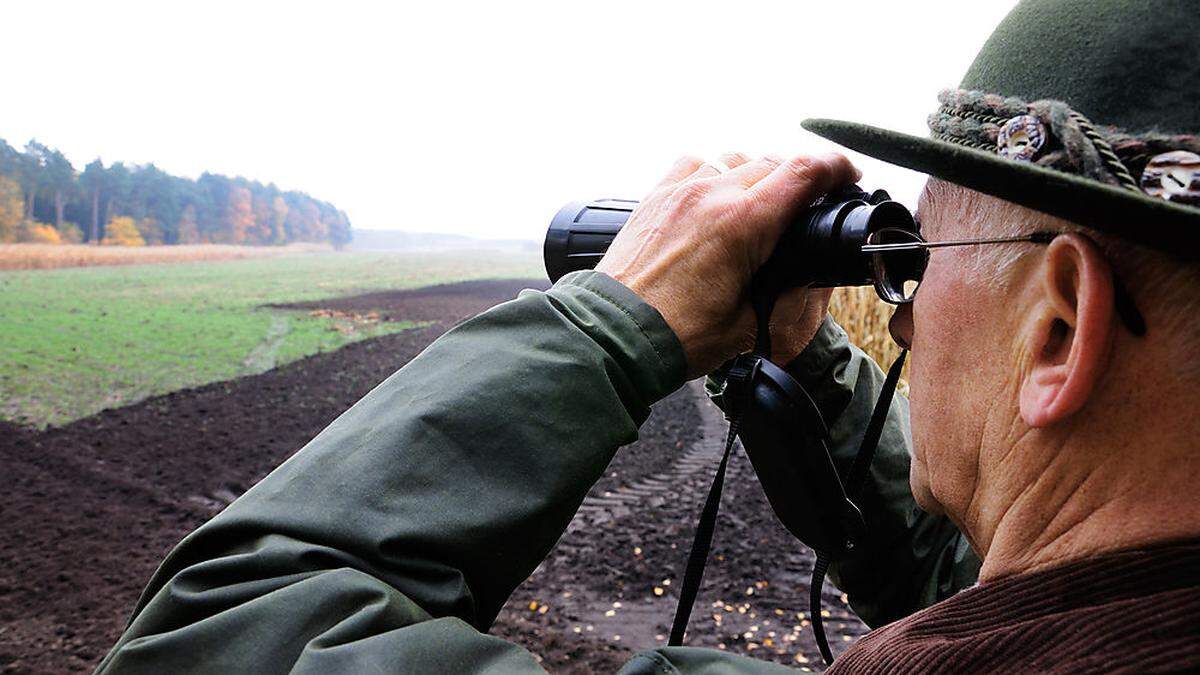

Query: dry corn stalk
(828, 286), (909, 394)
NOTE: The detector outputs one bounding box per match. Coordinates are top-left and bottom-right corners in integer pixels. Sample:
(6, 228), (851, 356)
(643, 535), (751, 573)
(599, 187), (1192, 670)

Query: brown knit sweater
(829, 539), (1200, 674)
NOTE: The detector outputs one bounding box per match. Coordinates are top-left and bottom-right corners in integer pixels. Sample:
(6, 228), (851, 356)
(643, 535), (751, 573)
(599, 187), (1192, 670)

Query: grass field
(0, 250), (541, 427)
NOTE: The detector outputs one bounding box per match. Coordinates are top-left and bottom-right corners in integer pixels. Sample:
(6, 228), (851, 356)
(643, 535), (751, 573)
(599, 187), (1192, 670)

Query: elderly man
(99, 0), (1198, 672)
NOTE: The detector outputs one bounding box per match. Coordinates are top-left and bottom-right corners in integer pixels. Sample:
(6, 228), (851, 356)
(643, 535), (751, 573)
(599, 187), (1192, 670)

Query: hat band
(928, 89), (1200, 207)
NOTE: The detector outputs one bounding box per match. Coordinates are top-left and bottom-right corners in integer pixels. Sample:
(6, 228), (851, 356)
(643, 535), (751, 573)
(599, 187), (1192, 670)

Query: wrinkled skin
(596, 151), (857, 378)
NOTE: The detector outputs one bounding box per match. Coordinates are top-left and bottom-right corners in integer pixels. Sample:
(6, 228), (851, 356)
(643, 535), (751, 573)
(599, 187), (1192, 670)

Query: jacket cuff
(546, 270), (688, 405)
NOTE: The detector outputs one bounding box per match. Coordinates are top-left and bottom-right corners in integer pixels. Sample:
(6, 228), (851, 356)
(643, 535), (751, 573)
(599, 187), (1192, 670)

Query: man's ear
(1019, 234), (1115, 428)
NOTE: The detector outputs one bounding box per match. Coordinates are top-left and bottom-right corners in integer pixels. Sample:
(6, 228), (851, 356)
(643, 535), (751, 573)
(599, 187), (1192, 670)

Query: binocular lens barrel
(543, 187), (916, 291)
(544, 199), (638, 283)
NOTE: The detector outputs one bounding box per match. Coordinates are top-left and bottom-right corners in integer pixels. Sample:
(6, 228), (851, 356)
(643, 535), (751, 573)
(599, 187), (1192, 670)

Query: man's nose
(889, 303), (913, 349)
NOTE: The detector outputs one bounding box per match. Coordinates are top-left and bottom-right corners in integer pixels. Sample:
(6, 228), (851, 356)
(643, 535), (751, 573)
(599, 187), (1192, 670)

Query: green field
(0, 251), (540, 427)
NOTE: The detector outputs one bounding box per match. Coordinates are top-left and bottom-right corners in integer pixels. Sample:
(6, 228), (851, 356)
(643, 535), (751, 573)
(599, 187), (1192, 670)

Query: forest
(0, 137), (351, 246)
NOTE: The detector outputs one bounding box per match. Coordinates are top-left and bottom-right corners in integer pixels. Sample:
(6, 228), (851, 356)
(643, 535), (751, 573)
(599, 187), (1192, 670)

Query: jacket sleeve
(706, 316), (980, 628)
(96, 270), (688, 674)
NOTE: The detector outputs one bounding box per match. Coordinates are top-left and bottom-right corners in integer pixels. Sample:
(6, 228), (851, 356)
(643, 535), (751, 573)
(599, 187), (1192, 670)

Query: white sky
(3, 1), (1016, 239)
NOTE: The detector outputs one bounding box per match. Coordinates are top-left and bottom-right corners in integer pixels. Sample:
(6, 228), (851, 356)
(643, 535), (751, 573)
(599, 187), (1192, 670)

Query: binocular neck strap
(751, 287), (777, 358)
(667, 358), (756, 647)
(666, 345), (909, 663)
(669, 288), (775, 647)
(668, 285), (909, 666)
(810, 347), (907, 665)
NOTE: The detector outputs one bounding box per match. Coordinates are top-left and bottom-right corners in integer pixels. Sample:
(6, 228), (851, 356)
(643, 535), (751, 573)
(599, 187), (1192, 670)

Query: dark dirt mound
(272, 278), (542, 324)
(0, 277), (865, 675)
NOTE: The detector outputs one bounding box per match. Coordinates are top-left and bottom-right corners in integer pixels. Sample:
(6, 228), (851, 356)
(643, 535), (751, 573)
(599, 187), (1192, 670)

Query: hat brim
(802, 118), (1200, 259)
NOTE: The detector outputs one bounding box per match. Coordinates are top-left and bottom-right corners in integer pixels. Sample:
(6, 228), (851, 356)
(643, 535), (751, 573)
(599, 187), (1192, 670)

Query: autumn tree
(103, 216), (145, 246)
(41, 146), (76, 229)
(177, 203), (200, 244)
(0, 176), (23, 242)
(18, 141), (47, 219)
(0, 140), (21, 182)
(102, 162), (131, 238)
(224, 184), (255, 244)
(271, 195), (288, 244)
(80, 159), (105, 243)
(20, 221), (62, 244)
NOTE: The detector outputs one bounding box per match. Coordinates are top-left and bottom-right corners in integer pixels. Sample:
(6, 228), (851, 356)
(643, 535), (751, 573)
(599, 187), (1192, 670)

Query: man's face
(900, 183), (1027, 524)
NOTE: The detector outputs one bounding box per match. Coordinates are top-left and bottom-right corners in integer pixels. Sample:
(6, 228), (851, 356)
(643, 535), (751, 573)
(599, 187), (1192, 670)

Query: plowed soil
(0, 278), (864, 675)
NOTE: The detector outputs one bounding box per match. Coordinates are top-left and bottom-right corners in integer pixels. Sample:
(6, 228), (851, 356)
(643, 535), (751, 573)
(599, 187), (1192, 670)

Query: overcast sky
(4, 1), (1016, 239)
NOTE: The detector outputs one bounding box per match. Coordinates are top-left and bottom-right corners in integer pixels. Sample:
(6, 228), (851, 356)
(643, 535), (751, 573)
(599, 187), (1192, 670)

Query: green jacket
(97, 271), (979, 674)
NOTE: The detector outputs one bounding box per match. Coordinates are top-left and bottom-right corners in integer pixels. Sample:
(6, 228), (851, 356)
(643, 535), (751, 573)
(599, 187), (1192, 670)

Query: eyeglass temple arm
(860, 231), (1058, 254)
(860, 230), (1146, 337)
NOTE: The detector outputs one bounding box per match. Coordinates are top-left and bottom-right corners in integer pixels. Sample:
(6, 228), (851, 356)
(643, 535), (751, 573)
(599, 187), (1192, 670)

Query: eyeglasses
(860, 228), (1055, 304)
(861, 227), (1146, 336)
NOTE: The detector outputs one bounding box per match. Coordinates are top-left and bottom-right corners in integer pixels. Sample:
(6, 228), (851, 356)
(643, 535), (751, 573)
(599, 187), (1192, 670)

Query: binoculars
(543, 185), (918, 296)
(543, 184), (924, 666)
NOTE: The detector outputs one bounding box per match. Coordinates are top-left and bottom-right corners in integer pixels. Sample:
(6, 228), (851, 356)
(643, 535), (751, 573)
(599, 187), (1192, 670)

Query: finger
(725, 154), (784, 188)
(812, 287), (835, 314)
(767, 287), (834, 364)
(716, 151), (752, 170)
(748, 153), (862, 220)
(655, 155), (705, 189)
(772, 287), (832, 330)
(691, 151), (752, 179)
(802, 288), (835, 327)
(771, 286), (814, 326)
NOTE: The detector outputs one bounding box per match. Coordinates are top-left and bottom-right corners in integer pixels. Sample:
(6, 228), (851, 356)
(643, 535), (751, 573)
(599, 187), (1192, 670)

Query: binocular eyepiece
(544, 185), (918, 295)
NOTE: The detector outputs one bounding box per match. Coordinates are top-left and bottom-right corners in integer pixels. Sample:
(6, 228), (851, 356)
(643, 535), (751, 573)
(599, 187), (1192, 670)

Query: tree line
(0, 137), (352, 246)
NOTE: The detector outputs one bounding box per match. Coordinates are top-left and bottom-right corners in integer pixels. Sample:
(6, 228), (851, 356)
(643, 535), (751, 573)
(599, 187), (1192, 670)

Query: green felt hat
(802, 0), (1200, 259)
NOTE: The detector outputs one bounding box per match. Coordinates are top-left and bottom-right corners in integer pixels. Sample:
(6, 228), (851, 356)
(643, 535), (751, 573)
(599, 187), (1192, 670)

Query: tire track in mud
(242, 313), (291, 373)
(552, 380), (737, 650)
(566, 380), (733, 534)
(497, 380), (869, 673)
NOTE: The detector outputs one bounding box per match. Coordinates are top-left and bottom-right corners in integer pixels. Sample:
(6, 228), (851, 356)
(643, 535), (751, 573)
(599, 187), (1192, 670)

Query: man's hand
(596, 152), (859, 378)
(770, 286), (834, 367)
